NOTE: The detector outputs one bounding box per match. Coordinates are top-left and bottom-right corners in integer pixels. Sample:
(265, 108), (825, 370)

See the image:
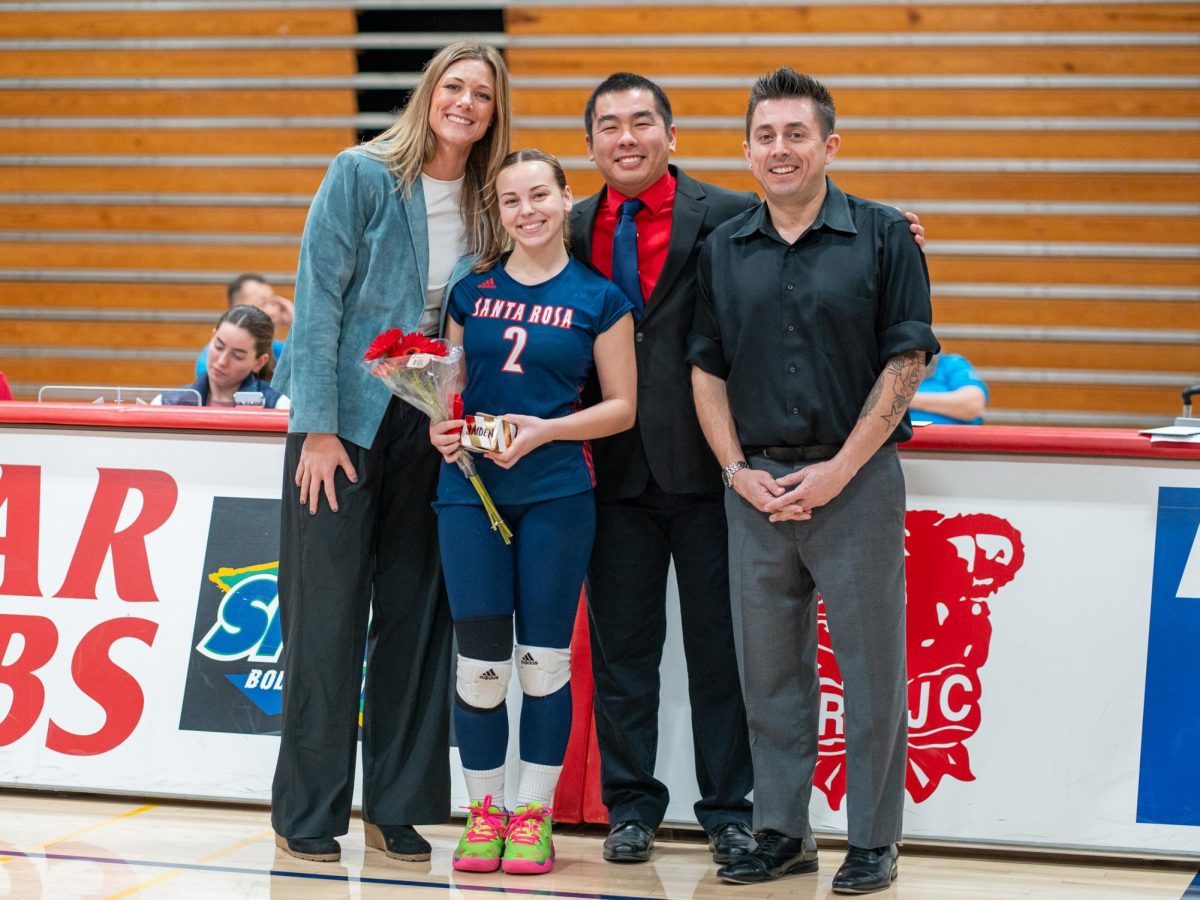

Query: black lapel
(643, 168), (705, 322)
(570, 188), (604, 272)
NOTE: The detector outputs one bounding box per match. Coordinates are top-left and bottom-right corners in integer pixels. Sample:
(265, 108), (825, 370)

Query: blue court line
(1, 848), (658, 899)
(1182, 869), (1200, 899)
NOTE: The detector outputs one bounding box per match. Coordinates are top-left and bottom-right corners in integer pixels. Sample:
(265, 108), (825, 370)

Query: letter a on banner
(1137, 487), (1200, 826)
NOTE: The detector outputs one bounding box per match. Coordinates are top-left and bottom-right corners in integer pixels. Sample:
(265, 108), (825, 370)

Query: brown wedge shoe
(363, 822), (432, 861)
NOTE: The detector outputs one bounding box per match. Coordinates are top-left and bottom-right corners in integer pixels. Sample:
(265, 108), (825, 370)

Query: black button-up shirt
(688, 178), (939, 448)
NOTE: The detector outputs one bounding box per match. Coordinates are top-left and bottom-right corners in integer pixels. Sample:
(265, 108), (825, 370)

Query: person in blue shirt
(162, 305), (287, 408)
(430, 149), (636, 876)
(194, 274), (290, 376)
(910, 353), (989, 425)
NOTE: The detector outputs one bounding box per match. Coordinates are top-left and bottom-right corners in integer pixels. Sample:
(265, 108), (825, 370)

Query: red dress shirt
(588, 170), (677, 305)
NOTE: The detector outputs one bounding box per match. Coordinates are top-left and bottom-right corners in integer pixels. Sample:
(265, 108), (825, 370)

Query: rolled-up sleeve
(287, 152), (365, 435)
(686, 240), (729, 378)
(876, 217), (940, 365)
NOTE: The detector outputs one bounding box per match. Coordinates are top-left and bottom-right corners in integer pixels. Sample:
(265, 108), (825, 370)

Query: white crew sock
(462, 764), (506, 810)
(516, 760), (562, 809)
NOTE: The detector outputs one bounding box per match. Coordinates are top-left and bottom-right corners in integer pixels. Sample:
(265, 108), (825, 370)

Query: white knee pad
(456, 655), (512, 710)
(514, 644), (571, 697)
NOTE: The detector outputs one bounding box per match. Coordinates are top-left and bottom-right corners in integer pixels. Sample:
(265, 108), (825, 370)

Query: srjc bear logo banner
(814, 510), (1025, 808)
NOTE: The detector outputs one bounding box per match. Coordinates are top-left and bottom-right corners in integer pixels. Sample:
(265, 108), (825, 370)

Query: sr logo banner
(179, 497), (283, 736)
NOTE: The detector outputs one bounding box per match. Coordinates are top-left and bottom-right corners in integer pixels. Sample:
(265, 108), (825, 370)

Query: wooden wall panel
(507, 47), (1200, 78)
(1, 10), (356, 39)
(515, 88), (1199, 119)
(0, 128), (355, 156)
(0, 49), (358, 77)
(0, 282), (258, 312)
(986, 382), (1183, 415)
(0, 242), (300, 272)
(0, 167), (327, 195)
(0, 356), (195, 387)
(4, 319), (213, 348)
(933, 298), (1200, 331)
(0, 205), (309, 235)
(507, 4), (1197, 34)
(513, 128), (1198, 160)
(0, 89), (357, 117)
(556, 169), (1200, 204)
(937, 340), (1197, 372)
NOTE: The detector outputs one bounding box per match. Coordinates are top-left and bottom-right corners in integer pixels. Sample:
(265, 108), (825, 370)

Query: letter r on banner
(1137, 487), (1200, 826)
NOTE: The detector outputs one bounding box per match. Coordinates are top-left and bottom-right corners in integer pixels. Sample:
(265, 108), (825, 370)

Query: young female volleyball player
(430, 149), (636, 875)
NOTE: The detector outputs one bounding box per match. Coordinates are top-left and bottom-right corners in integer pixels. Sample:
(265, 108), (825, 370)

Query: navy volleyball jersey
(436, 255), (633, 507)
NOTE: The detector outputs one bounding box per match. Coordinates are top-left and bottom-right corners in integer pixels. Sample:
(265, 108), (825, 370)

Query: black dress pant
(271, 400), (452, 839)
(586, 478), (753, 832)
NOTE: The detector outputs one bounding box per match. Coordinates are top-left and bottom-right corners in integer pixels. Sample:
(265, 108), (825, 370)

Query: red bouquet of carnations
(363, 329), (512, 544)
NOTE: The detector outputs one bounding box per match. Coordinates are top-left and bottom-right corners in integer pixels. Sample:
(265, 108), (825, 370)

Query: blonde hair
(363, 42), (511, 256)
(475, 149), (572, 273)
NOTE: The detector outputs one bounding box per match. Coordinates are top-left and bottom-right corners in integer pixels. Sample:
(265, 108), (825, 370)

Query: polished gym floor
(2, 793), (1197, 899)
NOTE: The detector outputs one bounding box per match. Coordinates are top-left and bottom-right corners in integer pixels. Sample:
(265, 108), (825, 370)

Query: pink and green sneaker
(452, 796), (508, 872)
(501, 803), (554, 875)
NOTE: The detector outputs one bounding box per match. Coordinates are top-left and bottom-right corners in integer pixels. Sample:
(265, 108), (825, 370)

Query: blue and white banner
(1138, 487), (1200, 827)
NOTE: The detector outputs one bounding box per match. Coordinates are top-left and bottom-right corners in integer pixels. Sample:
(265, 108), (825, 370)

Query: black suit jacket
(571, 166), (758, 500)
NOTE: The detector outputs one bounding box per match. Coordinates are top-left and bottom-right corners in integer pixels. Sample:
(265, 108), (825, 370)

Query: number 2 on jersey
(501, 326), (527, 374)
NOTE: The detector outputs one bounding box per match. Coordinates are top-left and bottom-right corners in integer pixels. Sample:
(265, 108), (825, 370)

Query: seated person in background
(195, 274), (292, 375)
(909, 352), (988, 425)
(0, 370), (12, 401)
(164, 305), (289, 408)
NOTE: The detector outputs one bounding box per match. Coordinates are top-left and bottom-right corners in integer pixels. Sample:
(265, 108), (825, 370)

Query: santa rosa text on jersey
(469, 296), (575, 330)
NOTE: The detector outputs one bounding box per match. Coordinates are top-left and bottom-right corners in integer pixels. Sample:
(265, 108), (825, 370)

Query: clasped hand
(733, 459), (853, 523)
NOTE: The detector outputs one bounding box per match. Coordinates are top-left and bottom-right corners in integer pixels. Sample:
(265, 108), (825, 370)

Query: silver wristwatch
(721, 459), (750, 488)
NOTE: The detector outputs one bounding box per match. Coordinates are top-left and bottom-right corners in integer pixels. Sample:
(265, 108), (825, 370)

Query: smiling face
(427, 58), (496, 153)
(586, 88), (676, 198)
(207, 322), (268, 393)
(496, 159), (573, 254)
(743, 97), (840, 208)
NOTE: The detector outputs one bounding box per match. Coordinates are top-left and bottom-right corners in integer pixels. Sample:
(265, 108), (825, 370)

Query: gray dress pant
(725, 445), (907, 848)
(271, 399), (452, 839)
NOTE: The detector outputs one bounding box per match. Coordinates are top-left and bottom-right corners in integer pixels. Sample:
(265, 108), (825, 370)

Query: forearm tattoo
(858, 350), (925, 428)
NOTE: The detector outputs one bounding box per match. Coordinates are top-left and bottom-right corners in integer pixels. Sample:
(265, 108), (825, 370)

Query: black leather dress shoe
(274, 833), (341, 862)
(716, 829), (818, 884)
(715, 830), (820, 883)
(831, 844), (898, 894)
(602, 820), (655, 863)
(363, 822), (432, 861)
(708, 821), (757, 864)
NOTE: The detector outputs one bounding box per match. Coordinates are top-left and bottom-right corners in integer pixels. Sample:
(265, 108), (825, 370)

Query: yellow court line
(0, 803), (157, 864)
(103, 827), (275, 900)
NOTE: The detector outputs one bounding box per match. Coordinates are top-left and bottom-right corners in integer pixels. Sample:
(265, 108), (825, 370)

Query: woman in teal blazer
(270, 41), (512, 864)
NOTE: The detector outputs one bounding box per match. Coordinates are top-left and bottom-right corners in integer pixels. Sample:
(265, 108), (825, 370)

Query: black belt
(745, 444), (842, 463)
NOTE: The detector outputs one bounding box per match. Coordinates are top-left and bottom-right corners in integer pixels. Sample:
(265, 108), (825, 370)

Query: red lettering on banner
(813, 510), (1026, 809)
(46, 617), (157, 755)
(54, 468), (178, 602)
(0, 614), (58, 745)
(0, 465), (43, 597)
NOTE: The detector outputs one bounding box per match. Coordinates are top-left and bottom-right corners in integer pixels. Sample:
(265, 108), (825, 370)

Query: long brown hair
(363, 42), (511, 256)
(475, 149), (572, 273)
(217, 304), (276, 381)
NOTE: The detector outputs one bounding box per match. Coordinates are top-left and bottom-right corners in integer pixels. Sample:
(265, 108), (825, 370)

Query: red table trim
(0, 401), (288, 433)
(1, 404), (1196, 460)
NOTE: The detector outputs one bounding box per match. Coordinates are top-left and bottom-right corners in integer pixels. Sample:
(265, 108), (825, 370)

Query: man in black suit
(570, 73), (759, 866)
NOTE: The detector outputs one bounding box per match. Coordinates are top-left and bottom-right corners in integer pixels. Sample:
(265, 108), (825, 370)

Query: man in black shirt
(689, 69), (939, 894)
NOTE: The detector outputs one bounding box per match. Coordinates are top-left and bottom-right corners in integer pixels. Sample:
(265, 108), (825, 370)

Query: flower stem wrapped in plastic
(363, 329), (512, 544)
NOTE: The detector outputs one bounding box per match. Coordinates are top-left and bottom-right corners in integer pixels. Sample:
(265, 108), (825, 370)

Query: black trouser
(271, 400), (451, 839)
(586, 478), (753, 832)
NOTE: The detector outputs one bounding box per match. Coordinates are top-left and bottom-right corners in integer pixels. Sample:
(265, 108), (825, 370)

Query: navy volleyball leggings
(439, 490), (595, 770)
